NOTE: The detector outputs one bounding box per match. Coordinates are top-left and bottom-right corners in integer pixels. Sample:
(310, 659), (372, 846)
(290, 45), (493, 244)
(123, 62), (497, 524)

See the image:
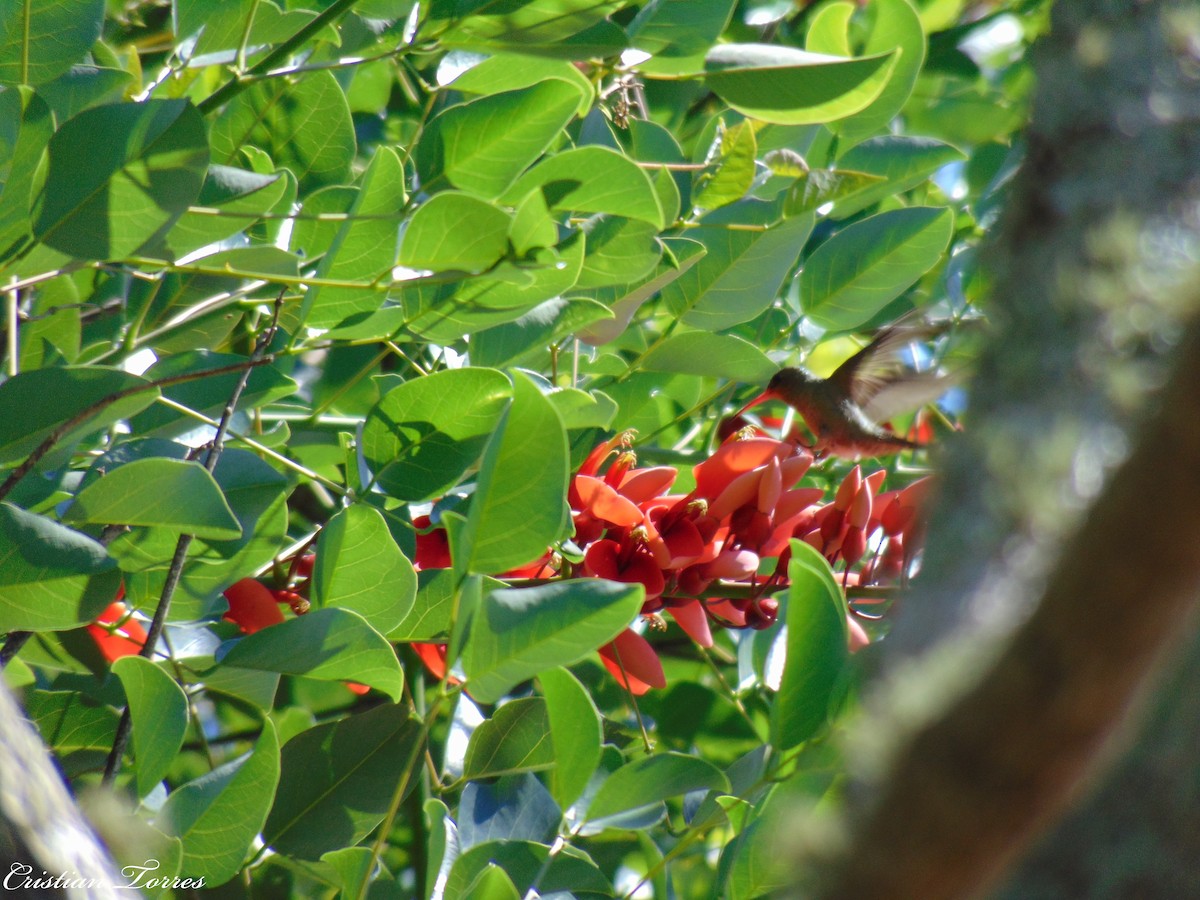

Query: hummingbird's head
(766, 366), (818, 396)
(736, 367), (814, 417)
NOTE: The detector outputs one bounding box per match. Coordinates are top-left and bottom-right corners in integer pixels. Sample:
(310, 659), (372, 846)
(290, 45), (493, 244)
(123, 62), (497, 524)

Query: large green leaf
(662, 216), (811, 331)
(463, 697), (555, 780)
(0, 86), (52, 263)
(444, 840), (610, 900)
(63, 458), (242, 539)
(263, 702), (424, 860)
(575, 216), (662, 289)
(156, 719), (280, 886)
(0, 0), (105, 85)
(26, 689), (119, 752)
(693, 120), (757, 213)
(448, 55), (594, 115)
(538, 666), (602, 808)
(586, 752), (730, 823)
(418, 80), (582, 199)
(467, 298), (613, 369)
(209, 69), (354, 195)
(33, 100), (208, 260)
(814, 0), (926, 145)
(361, 367), (512, 501)
(303, 146), (407, 329)
(113, 655), (189, 798)
(771, 540), (849, 750)
(458, 371), (570, 575)
(0, 503), (120, 632)
(464, 579), (644, 703)
(499, 146), (665, 227)
(642, 331), (777, 382)
(704, 43), (898, 125)
(799, 205), (953, 330)
(397, 192), (512, 272)
(314, 504), (417, 634)
(220, 608), (404, 701)
(832, 135), (966, 218)
(0, 366), (158, 465)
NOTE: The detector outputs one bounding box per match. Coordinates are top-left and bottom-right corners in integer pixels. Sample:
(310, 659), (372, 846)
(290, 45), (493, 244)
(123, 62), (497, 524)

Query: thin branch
(102, 295), (284, 786)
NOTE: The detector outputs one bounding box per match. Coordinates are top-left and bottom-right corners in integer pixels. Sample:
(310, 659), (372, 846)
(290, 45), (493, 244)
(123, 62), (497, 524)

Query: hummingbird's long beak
(735, 389), (775, 418)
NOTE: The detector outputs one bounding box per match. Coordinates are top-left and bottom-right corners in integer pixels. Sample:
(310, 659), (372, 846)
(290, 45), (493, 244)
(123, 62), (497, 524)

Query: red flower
(598, 629), (666, 695)
(88, 599), (148, 662)
(223, 578), (286, 634)
(583, 538), (665, 601)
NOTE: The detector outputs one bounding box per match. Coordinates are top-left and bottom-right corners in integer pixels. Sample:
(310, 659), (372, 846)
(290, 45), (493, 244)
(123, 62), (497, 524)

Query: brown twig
(101, 295), (284, 786)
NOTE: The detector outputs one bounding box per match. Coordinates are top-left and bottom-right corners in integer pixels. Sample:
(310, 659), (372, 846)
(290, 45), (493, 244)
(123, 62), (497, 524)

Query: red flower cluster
(412, 430), (932, 695)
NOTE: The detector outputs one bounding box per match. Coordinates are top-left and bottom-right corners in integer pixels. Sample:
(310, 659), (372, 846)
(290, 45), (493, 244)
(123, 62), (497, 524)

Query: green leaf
(389, 568), (456, 642)
(662, 216), (812, 331)
(586, 752), (730, 823)
(425, 0), (625, 49)
(0, 366), (158, 465)
(63, 458), (242, 540)
(771, 540), (849, 750)
(220, 608), (404, 701)
(303, 146), (407, 329)
(263, 702), (424, 860)
(444, 841), (610, 900)
(832, 135), (966, 218)
(642, 332), (777, 382)
(693, 120), (758, 213)
(209, 69), (354, 195)
(576, 216), (662, 289)
(33, 100), (209, 260)
(361, 367), (512, 501)
(463, 697), (555, 779)
(779, 167), (886, 218)
(314, 504), (417, 634)
(459, 370), (570, 575)
(468, 298), (613, 369)
(629, 0), (736, 76)
(419, 80), (582, 199)
(398, 192), (512, 272)
(113, 656), (189, 798)
(579, 236), (706, 344)
(704, 43), (899, 126)
(0, 87), (52, 262)
(826, 0), (926, 145)
(167, 165), (288, 259)
(799, 206), (953, 331)
(539, 666), (602, 808)
(499, 146), (665, 227)
(26, 689), (119, 752)
(448, 55), (594, 116)
(35, 64), (133, 122)
(464, 579), (644, 704)
(0, 504), (119, 631)
(463, 865), (522, 900)
(0, 0), (105, 85)
(156, 719), (280, 886)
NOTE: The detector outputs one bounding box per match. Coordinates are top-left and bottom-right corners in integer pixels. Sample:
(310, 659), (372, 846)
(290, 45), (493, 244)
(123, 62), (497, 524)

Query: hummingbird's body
(738, 321), (958, 459)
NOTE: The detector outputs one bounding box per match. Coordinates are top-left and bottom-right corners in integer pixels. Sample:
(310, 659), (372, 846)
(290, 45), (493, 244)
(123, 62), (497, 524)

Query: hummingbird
(735, 320), (962, 459)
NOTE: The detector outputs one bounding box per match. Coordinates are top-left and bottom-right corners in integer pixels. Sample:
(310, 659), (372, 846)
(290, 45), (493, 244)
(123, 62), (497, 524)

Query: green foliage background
(0, 0), (1043, 895)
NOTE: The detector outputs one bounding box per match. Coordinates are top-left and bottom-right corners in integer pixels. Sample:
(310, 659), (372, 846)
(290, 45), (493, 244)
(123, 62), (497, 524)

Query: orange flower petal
(223, 578), (286, 634)
(574, 475), (644, 527)
(599, 629), (666, 693)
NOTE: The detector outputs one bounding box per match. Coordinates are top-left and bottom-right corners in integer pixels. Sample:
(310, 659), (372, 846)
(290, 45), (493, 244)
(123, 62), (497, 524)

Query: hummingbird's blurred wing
(828, 320), (944, 407)
(860, 368), (968, 424)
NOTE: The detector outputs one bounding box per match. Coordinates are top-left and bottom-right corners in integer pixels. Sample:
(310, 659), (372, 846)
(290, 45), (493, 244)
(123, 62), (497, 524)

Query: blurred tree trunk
(802, 0), (1200, 897)
(0, 680), (120, 899)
